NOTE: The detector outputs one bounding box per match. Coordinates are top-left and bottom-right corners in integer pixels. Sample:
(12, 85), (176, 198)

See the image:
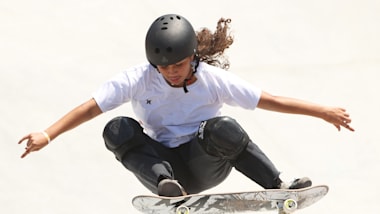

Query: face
(156, 56), (194, 87)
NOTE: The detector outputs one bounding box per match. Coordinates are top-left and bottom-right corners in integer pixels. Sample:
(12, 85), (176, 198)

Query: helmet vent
(166, 47), (172, 53)
(154, 48), (160, 54)
(161, 22), (168, 30)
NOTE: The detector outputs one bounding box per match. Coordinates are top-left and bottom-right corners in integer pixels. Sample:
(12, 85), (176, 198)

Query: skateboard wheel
(283, 199), (297, 213)
(176, 205), (190, 214)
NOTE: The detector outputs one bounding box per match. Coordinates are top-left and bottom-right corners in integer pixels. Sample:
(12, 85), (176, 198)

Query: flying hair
(196, 18), (234, 70)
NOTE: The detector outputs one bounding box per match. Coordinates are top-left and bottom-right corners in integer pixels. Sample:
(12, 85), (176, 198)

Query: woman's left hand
(322, 107), (355, 131)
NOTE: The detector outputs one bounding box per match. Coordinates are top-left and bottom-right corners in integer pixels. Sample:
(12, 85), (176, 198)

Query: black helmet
(145, 14), (197, 66)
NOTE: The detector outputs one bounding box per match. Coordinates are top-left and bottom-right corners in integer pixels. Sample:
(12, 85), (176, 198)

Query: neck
(184, 72), (196, 85)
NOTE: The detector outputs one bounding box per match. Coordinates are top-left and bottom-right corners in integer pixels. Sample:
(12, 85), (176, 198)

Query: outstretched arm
(18, 98), (103, 158)
(257, 91), (355, 132)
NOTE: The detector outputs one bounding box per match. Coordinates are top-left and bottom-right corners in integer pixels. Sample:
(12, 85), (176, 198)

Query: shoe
(280, 177), (312, 189)
(157, 179), (187, 197)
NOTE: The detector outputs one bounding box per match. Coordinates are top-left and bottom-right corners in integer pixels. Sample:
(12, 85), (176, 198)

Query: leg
(103, 116), (176, 194)
(234, 141), (282, 189)
(181, 116), (250, 193)
(197, 116), (282, 189)
(197, 116), (249, 160)
(175, 139), (233, 194)
(121, 141), (174, 193)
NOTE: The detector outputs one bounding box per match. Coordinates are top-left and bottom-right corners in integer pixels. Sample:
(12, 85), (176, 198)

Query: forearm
(257, 91), (354, 131)
(257, 94), (325, 119)
(45, 98), (102, 141)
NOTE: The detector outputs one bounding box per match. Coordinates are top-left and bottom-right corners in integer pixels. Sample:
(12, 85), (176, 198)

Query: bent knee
(197, 116), (250, 160)
(103, 116), (145, 161)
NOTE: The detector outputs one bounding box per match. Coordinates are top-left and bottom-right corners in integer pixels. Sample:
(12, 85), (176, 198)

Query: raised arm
(257, 91), (355, 132)
(18, 98), (103, 158)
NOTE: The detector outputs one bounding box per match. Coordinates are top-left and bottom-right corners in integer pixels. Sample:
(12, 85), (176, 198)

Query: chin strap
(183, 59), (199, 93)
(183, 79), (190, 93)
(183, 73), (193, 93)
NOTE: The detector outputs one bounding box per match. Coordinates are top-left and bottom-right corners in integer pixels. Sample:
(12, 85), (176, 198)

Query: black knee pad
(103, 116), (145, 161)
(197, 116), (250, 160)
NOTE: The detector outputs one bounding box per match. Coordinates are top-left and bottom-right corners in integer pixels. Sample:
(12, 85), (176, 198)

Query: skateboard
(132, 185), (328, 214)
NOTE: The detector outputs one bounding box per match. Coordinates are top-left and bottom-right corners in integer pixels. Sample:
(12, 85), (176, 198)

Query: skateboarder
(18, 14), (354, 197)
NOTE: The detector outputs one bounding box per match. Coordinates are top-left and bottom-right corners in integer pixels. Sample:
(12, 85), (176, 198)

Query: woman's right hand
(18, 99), (103, 159)
(18, 132), (50, 158)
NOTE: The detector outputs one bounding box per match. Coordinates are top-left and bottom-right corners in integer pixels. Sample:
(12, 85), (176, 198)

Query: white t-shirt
(92, 62), (262, 148)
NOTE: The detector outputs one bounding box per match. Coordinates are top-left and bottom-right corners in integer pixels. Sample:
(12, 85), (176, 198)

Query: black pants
(122, 135), (234, 194)
(104, 117), (281, 194)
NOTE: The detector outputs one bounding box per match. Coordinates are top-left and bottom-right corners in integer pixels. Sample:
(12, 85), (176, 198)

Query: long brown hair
(196, 18), (234, 70)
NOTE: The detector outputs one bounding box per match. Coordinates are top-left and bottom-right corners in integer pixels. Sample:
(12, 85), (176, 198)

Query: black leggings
(121, 134), (233, 194)
(103, 117), (281, 194)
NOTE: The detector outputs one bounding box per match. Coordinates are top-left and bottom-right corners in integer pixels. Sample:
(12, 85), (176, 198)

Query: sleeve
(92, 71), (132, 113)
(219, 71), (262, 110)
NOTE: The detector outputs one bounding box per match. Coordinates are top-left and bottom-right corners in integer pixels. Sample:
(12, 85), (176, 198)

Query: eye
(156, 65), (167, 71)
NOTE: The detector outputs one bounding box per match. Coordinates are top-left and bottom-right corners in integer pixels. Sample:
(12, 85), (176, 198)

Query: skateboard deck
(132, 185), (328, 213)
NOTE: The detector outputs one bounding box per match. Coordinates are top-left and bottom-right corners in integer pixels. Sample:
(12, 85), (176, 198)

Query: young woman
(18, 14), (354, 197)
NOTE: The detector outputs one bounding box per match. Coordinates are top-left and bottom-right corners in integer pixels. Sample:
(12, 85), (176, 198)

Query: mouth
(167, 76), (182, 85)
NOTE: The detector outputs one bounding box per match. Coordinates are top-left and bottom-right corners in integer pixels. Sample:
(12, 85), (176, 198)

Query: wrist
(41, 131), (51, 144)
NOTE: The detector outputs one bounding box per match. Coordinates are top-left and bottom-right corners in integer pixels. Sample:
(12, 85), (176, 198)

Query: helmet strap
(182, 59), (199, 93)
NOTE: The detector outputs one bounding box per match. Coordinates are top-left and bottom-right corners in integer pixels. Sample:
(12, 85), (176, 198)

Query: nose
(165, 65), (177, 74)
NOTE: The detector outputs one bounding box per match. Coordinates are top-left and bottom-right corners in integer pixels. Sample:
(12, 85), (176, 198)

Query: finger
(340, 107), (347, 113)
(21, 142), (35, 158)
(27, 139), (34, 147)
(18, 135), (31, 144)
(342, 117), (351, 124)
(340, 119), (354, 131)
(21, 149), (31, 158)
(344, 124), (355, 132)
(341, 117), (355, 131)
